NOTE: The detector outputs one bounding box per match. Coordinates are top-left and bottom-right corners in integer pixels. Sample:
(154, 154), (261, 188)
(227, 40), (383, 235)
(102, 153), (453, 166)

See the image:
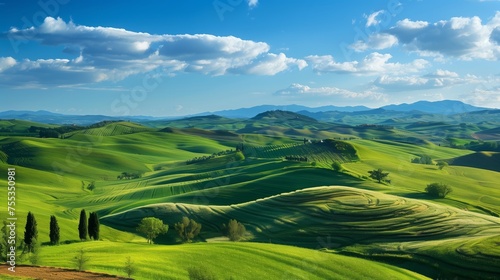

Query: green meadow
(0, 115), (499, 279)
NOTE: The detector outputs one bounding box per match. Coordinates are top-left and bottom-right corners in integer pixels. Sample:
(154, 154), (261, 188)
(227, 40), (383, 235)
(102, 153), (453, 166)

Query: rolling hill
(1, 106), (500, 279)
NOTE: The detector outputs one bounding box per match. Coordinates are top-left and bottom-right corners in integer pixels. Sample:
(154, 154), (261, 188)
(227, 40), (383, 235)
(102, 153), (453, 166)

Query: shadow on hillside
(399, 192), (429, 199)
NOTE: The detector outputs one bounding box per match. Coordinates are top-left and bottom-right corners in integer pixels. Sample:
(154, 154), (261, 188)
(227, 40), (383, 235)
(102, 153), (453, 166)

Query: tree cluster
(78, 209), (100, 241)
(88, 212), (100, 240)
(175, 217), (202, 243)
(411, 155), (433, 165)
(117, 172), (141, 180)
(284, 155), (308, 162)
(186, 149), (235, 165)
(425, 183), (452, 198)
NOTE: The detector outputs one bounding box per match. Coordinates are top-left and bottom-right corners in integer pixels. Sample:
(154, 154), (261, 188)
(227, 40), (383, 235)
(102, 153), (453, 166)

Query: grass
(29, 241), (428, 280)
(102, 186), (500, 278)
(343, 139), (500, 216)
(1, 124), (500, 279)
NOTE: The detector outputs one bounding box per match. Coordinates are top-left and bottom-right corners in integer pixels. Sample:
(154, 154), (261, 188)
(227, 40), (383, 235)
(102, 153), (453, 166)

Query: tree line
(136, 216), (247, 244)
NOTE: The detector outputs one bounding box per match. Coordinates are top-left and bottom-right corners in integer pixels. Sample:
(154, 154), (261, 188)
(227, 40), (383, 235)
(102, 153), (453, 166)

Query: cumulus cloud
(374, 70), (480, 91)
(365, 10), (385, 27)
(247, 0), (258, 8)
(386, 12), (500, 60)
(2, 17), (304, 87)
(0, 57), (16, 72)
(231, 53), (307, 75)
(275, 83), (385, 100)
(350, 33), (398, 52)
(353, 12), (500, 60)
(305, 52), (428, 75)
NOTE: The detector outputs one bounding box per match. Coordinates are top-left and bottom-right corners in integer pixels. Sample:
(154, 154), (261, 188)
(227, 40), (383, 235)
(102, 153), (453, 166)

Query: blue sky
(1, 0), (500, 116)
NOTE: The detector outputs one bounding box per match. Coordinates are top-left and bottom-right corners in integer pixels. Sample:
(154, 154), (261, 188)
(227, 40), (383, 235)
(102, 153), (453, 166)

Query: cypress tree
(88, 212), (100, 240)
(49, 215), (60, 245)
(78, 209), (87, 241)
(24, 212), (38, 252)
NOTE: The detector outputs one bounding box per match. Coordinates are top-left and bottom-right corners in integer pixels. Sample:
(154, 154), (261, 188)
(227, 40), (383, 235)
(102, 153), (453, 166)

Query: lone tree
(331, 161), (343, 172)
(223, 219), (247, 241)
(437, 161), (449, 170)
(78, 209), (88, 241)
(368, 168), (389, 183)
(136, 217), (168, 244)
(124, 256), (136, 278)
(73, 248), (90, 271)
(1, 221), (14, 261)
(174, 217), (202, 243)
(425, 183), (452, 198)
(88, 212), (100, 241)
(24, 212), (38, 253)
(49, 215), (60, 245)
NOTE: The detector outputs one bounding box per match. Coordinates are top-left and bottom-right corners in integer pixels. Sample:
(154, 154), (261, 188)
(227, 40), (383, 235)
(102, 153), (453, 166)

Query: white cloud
(0, 57), (16, 72)
(463, 87), (500, 108)
(231, 53), (307, 75)
(365, 10), (384, 27)
(305, 52), (428, 75)
(275, 83), (385, 100)
(385, 12), (500, 60)
(374, 70), (480, 91)
(354, 12), (500, 60)
(2, 17), (304, 87)
(247, 0), (258, 8)
(350, 33), (398, 52)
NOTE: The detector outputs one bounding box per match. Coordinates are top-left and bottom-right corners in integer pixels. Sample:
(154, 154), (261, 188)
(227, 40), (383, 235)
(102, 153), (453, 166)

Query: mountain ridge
(0, 100), (493, 125)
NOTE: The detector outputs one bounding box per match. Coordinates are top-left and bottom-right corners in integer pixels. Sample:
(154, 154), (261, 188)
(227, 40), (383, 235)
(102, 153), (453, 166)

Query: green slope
(102, 186), (500, 279)
(29, 241), (428, 280)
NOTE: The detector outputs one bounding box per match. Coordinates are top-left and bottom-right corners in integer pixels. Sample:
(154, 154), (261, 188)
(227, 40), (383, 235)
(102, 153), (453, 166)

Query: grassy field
(1, 118), (500, 279)
(19, 241), (428, 280)
(101, 186), (500, 278)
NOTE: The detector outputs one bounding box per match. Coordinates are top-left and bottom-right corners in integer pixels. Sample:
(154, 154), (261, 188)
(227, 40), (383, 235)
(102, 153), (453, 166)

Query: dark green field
(1, 111), (500, 279)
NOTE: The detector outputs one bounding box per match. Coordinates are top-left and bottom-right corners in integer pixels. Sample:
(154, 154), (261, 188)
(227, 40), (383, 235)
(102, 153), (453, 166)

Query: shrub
(73, 248), (90, 271)
(234, 151), (245, 161)
(437, 161), (448, 170)
(331, 161), (343, 172)
(124, 256), (136, 278)
(187, 266), (217, 280)
(411, 155), (433, 165)
(223, 219), (246, 241)
(425, 183), (452, 198)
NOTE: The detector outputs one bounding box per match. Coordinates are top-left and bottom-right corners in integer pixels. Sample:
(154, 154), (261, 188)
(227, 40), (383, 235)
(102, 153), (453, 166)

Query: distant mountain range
(0, 100), (493, 125)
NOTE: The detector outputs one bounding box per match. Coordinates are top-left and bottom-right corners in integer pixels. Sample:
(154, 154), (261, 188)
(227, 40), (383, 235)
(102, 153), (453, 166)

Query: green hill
(252, 110), (318, 123)
(31, 241), (428, 280)
(65, 121), (154, 137)
(449, 151), (500, 172)
(102, 186), (500, 279)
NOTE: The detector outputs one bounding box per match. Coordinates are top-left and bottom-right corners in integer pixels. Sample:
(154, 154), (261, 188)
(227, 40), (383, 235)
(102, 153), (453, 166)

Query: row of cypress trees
(78, 209), (100, 241)
(24, 212), (60, 252)
(23, 209), (100, 251)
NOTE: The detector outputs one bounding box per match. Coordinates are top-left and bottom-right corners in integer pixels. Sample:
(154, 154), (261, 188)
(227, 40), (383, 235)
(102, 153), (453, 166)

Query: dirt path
(0, 265), (130, 280)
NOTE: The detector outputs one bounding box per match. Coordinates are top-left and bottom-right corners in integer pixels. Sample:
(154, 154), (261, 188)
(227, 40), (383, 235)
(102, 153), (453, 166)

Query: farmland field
(0, 113), (499, 279)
